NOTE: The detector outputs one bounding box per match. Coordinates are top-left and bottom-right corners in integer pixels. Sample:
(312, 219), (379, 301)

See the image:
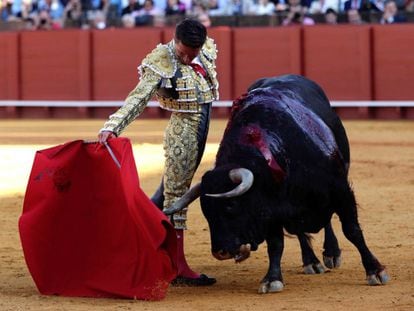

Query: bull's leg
(322, 222), (342, 269)
(297, 233), (326, 274)
(337, 189), (389, 285)
(259, 226), (284, 294)
(340, 221), (389, 285)
(297, 222), (341, 273)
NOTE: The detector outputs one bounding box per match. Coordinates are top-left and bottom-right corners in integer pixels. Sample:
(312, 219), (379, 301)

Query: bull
(164, 74), (389, 293)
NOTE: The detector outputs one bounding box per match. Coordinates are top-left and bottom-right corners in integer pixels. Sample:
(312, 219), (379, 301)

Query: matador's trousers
(151, 103), (212, 229)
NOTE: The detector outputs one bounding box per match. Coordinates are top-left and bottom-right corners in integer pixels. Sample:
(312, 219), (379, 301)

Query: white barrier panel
(0, 101), (413, 107)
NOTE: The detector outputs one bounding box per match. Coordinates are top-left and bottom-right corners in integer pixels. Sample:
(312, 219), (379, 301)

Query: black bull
(164, 75), (389, 293)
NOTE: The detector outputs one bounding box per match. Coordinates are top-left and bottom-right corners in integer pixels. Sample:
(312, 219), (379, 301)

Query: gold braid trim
(202, 37), (218, 61)
(140, 42), (177, 79)
(200, 37), (219, 101)
(138, 38), (217, 80)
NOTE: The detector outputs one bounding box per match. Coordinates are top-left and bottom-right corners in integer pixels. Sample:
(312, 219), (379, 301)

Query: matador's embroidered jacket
(100, 38), (219, 136)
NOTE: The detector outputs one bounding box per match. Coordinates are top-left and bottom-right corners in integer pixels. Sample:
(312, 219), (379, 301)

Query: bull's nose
(212, 250), (232, 260)
(234, 243), (251, 263)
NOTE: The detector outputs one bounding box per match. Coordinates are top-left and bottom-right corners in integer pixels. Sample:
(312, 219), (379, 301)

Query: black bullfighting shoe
(171, 274), (216, 286)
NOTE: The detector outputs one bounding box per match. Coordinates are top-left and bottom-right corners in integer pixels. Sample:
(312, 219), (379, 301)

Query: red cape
(19, 138), (177, 300)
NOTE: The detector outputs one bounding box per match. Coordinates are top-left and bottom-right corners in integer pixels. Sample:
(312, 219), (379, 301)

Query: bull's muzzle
(212, 243), (251, 263)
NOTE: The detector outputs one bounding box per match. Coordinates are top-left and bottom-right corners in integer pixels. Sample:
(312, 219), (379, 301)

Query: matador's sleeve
(100, 68), (162, 136)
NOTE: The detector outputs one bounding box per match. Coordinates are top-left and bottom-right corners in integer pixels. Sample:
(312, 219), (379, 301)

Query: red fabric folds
(19, 138), (177, 300)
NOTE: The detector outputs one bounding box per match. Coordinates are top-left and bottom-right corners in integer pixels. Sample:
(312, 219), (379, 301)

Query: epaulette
(141, 43), (177, 78)
(202, 37), (217, 61)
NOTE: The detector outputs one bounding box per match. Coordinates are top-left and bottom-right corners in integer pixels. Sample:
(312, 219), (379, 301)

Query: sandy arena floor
(0, 119), (413, 310)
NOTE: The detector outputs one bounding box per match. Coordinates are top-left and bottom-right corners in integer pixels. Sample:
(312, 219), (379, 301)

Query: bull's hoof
(303, 262), (326, 274)
(367, 270), (389, 286)
(323, 254), (342, 269)
(258, 280), (284, 294)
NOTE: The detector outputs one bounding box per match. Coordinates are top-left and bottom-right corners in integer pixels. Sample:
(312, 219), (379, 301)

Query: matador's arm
(100, 69), (161, 136)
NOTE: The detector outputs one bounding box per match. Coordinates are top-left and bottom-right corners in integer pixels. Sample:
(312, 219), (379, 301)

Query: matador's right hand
(98, 130), (116, 144)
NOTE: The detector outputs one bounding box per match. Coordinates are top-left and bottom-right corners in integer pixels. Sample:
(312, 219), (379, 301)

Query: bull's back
(227, 90), (340, 170)
(247, 75), (350, 170)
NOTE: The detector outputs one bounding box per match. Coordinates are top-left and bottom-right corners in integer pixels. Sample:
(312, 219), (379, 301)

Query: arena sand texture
(0, 119), (413, 311)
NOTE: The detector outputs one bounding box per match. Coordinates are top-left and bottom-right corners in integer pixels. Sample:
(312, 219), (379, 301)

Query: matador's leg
(161, 104), (211, 228)
(151, 104), (211, 212)
(158, 104), (216, 283)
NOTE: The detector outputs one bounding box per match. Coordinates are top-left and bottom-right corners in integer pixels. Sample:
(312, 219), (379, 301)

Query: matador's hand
(98, 130), (116, 144)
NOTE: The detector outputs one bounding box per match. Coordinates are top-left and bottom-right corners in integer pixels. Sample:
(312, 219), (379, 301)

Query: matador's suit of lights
(101, 38), (219, 229)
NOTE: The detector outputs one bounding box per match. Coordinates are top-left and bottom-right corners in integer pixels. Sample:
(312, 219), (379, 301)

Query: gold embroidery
(158, 96), (202, 112)
(141, 44), (176, 78)
(163, 112), (203, 229)
(202, 37), (218, 61)
(101, 68), (161, 136)
(176, 78), (186, 89)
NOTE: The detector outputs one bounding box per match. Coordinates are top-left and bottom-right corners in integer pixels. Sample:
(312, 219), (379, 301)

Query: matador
(98, 19), (218, 286)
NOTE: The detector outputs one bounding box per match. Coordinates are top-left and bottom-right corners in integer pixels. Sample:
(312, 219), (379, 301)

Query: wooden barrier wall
(20, 30), (91, 100)
(232, 27), (301, 97)
(92, 28), (162, 100)
(372, 24), (414, 100)
(303, 25), (372, 100)
(0, 32), (18, 99)
(0, 25), (413, 119)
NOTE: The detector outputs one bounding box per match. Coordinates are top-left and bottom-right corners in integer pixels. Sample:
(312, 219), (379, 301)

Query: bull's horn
(163, 183), (201, 215)
(206, 168), (254, 198)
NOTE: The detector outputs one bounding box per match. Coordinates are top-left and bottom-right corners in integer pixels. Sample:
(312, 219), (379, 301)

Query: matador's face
(174, 40), (201, 65)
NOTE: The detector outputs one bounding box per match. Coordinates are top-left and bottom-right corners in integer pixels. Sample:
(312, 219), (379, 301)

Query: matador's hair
(175, 18), (207, 49)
